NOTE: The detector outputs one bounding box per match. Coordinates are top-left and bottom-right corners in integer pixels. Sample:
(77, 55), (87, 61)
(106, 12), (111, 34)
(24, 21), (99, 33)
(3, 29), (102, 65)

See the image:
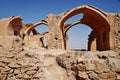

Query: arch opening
(25, 22), (49, 49)
(29, 24), (48, 36)
(66, 24), (92, 51)
(60, 5), (110, 51)
(65, 13), (84, 24)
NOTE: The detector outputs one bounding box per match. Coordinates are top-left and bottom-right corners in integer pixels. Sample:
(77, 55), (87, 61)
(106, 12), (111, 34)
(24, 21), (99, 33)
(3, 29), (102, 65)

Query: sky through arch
(67, 24), (92, 50)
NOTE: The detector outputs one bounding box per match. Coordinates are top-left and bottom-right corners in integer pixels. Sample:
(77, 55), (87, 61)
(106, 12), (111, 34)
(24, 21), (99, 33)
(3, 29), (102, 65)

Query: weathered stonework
(114, 14), (120, 49)
(0, 5), (120, 80)
(0, 5), (120, 51)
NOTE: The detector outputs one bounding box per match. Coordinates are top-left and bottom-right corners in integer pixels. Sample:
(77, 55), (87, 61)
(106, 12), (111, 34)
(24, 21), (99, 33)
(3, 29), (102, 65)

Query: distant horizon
(0, 0), (120, 49)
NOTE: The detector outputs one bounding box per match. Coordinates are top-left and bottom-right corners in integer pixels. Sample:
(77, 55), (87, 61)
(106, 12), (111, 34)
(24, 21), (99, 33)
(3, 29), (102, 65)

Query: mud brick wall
(114, 14), (120, 49)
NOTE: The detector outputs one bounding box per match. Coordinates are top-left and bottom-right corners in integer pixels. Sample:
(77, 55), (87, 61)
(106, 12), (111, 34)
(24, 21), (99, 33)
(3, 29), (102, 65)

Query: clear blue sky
(0, 0), (120, 49)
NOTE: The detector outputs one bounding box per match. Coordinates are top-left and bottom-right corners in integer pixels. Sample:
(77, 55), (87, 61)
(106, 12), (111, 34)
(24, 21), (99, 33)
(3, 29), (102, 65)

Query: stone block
(85, 62), (95, 71)
(93, 60), (109, 73)
(26, 70), (37, 75)
(88, 71), (99, 80)
(14, 69), (21, 75)
(109, 58), (120, 72)
(78, 71), (88, 79)
(8, 62), (21, 69)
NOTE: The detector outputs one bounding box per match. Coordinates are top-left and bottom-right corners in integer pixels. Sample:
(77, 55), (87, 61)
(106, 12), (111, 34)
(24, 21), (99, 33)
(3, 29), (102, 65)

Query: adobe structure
(0, 5), (120, 51)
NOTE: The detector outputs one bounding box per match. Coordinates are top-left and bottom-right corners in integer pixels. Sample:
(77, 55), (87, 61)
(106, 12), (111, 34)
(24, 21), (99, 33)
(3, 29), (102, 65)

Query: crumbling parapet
(45, 14), (64, 49)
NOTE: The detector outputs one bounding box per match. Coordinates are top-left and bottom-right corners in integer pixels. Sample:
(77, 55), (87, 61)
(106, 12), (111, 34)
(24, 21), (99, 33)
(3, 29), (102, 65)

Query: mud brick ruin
(0, 5), (120, 80)
(0, 5), (120, 51)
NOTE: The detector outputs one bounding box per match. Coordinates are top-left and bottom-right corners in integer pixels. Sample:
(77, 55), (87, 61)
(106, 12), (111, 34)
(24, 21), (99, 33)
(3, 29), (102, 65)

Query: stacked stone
(0, 51), (45, 80)
(57, 51), (120, 80)
(114, 14), (120, 49)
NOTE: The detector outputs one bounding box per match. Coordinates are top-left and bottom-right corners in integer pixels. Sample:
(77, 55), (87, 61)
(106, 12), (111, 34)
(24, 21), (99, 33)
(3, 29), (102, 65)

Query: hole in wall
(15, 39), (20, 42)
(43, 37), (47, 48)
(55, 37), (58, 40)
(0, 45), (2, 47)
(14, 31), (19, 36)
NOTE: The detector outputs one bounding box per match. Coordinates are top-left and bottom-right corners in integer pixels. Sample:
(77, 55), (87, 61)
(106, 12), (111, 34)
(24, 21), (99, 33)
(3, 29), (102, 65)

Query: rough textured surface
(113, 14), (120, 49)
(57, 50), (120, 80)
(0, 45), (120, 80)
(0, 49), (68, 80)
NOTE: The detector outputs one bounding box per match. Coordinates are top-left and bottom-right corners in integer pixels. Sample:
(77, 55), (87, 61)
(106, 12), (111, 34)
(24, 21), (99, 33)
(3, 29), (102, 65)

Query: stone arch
(24, 20), (49, 48)
(25, 20), (48, 36)
(64, 20), (82, 33)
(58, 5), (110, 51)
(64, 20), (92, 50)
(7, 16), (23, 37)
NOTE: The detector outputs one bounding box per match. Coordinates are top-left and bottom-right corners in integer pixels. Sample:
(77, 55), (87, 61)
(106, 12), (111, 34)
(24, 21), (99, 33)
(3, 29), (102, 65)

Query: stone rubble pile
(56, 50), (120, 80)
(0, 51), (45, 80)
(0, 47), (68, 80)
(0, 49), (120, 80)
(0, 36), (68, 80)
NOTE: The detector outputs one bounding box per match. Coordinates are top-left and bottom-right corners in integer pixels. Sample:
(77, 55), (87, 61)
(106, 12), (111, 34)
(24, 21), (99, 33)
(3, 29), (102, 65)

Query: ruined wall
(106, 14), (120, 50)
(0, 5), (120, 51)
(0, 4), (120, 80)
(0, 36), (23, 52)
(23, 5), (120, 51)
(113, 14), (120, 49)
(23, 35), (44, 49)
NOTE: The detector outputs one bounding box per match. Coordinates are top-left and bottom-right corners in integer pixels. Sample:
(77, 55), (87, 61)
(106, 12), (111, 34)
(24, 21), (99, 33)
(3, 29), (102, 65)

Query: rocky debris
(0, 41), (120, 80)
(0, 49), (69, 80)
(56, 51), (120, 80)
(78, 71), (88, 79)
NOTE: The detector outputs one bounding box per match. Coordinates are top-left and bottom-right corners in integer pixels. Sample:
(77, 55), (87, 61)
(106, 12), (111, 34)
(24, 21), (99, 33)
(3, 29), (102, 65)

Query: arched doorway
(59, 5), (110, 51)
